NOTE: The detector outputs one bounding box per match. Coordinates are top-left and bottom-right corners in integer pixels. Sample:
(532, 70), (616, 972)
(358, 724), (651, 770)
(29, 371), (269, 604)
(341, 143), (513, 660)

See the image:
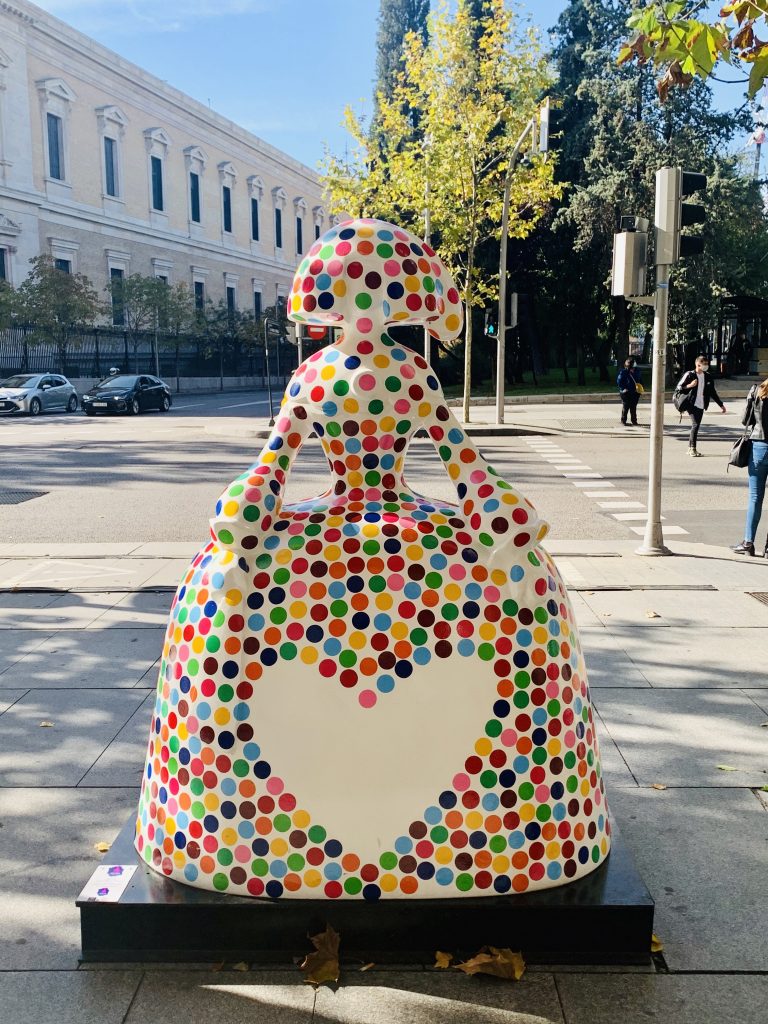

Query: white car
(0, 373), (79, 416)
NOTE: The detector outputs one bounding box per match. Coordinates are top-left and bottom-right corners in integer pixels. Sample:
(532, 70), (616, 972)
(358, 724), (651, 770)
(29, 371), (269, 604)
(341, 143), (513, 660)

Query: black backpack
(673, 373), (694, 414)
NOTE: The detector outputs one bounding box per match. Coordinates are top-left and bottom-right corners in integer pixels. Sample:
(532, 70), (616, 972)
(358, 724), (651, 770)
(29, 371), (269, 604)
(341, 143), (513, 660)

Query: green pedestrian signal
(484, 311), (498, 337)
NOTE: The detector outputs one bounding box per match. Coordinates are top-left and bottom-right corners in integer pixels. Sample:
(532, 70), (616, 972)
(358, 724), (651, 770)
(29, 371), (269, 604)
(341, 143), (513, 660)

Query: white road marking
(631, 524), (688, 535)
(612, 512), (665, 521)
(584, 490), (624, 497)
(562, 472), (603, 478)
(597, 501), (645, 509)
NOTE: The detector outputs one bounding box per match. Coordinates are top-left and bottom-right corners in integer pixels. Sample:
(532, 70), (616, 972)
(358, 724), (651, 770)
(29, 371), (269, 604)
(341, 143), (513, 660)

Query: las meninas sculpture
(136, 218), (610, 900)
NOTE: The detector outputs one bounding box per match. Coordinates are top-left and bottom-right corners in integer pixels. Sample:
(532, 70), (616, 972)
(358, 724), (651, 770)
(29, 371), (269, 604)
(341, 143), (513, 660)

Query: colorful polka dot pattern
(135, 219), (610, 899)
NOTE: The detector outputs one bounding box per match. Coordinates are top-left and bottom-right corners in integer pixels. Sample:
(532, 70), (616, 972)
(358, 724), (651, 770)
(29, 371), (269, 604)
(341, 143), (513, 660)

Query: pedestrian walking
(677, 355), (726, 456)
(733, 377), (768, 556)
(617, 357), (642, 426)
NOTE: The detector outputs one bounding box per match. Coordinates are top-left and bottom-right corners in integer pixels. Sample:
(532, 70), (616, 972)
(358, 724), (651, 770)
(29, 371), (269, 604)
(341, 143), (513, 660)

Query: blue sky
(33, 0), (749, 169)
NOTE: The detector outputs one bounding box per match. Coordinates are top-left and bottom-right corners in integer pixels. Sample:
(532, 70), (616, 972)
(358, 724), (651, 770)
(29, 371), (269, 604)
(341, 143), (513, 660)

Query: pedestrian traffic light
(484, 310), (498, 337)
(611, 217), (649, 298)
(654, 167), (707, 265)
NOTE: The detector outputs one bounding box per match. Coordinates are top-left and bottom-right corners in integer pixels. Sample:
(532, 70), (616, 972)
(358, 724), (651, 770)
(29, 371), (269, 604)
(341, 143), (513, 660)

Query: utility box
(611, 230), (647, 297)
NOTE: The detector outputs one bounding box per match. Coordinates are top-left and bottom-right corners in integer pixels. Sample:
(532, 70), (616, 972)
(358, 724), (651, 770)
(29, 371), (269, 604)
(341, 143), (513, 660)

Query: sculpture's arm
(209, 402), (312, 549)
(422, 402), (549, 555)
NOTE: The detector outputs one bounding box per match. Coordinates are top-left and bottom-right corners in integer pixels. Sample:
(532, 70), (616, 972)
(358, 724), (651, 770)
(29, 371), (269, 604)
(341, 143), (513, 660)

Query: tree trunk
(462, 287), (473, 423)
(576, 342), (586, 386)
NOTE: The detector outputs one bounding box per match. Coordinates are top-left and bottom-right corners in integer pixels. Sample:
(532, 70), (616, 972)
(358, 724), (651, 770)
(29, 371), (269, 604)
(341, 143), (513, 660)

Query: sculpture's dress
(135, 219), (610, 900)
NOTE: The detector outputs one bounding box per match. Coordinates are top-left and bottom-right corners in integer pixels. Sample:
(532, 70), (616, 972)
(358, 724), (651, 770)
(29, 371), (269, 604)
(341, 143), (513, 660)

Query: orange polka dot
(329, 619), (346, 637)
(574, 823), (586, 840)
(400, 876), (418, 895)
(512, 851), (529, 870)
(497, 679), (513, 698)
(531, 648), (547, 666)
(238, 779), (256, 797)
(394, 640), (412, 659)
(264, 627), (282, 647)
(517, 737), (533, 755)
(500, 617), (517, 635)
(351, 593), (369, 611)
(201, 747), (215, 765)
(485, 814), (502, 833)
(541, 822), (557, 841)
(367, 557), (385, 574)
(445, 810), (463, 829)
(512, 873), (529, 892)
(200, 856), (215, 874)
(309, 583), (327, 599)
(357, 240), (374, 255)
(360, 658), (378, 676)
(224, 637), (241, 655)
(283, 873), (302, 892)
(471, 565), (488, 582)
(245, 662), (262, 681)
(341, 853), (360, 872)
(459, 449), (477, 463)
(329, 562), (346, 580)
(474, 850), (492, 868)
(423, 590), (439, 607)
(361, 420), (377, 435)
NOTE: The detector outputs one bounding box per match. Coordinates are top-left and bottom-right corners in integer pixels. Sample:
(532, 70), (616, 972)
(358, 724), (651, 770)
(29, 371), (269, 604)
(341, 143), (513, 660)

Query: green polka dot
(287, 853), (305, 870)
(430, 825), (448, 843)
(339, 649), (357, 668)
(280, 642), (297, 660)
(308, 825), (326, 843)
(425, 572), (443, 589)
(274, 814), (291, 832)
(480, 769), (497, 788)
(256, 554), (272, 569)
(274, 568), (290, 585)
(384, 376), (401, 392)
(376, 243), (393, 258)
(442, 603), (459, 621)
(213, 611), (225, 627)
(218, 683), (234, 702)
(455, 873), (474, 892)
(566, 775), (579, 793)
(233, 759), (249, 777)
(363, 540), (381, 555)
(355, 292), (372, 309)
(564, 751), (577, 769)
(485, 719), (502, 738)
(370, 575), (386, 592)
(243, 505), (260, 522)
(519, 781), (534, 800)
(229, 484), (244, 496)
(532, 748), (548, 766)
(218, 529), (233, 545)
(536, 804), (552, 822)
(331, 599), (348, 617)
(503, 599), (519, 616)
(513, 691), (530, 708)
(270, 607), (287, 625)
(217, 848), (233, 866)
(212, 873), (229, 891)
(423, 275), (435, 292)
(410, 627), (428, 646)
(333, 380), (349, 396)
(252, 858), (269, 877)
(368, 399), (384, 414)
(547, 699), (561, 716)
(191, 801), (205, 819)
(344, 877), (363, 895)
(489, 835), (507, 853)
(379, 850), (397, 869)
(478, 643), (495, 662)
(534, 607), (548, 624)
(167, 757), (178, 774)
(187, 658), (199, 676)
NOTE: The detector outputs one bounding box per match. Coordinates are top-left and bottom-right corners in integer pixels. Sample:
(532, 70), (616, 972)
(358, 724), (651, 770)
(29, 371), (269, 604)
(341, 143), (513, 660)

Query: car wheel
(128, 397), (140, 415)
(160, 395), (170, 412)
(67, 394), (78, 413)
(29, 397), (41, 417)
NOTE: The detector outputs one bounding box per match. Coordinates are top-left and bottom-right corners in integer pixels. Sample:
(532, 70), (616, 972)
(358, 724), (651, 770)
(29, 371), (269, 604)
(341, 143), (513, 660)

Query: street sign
(305, 325), (328, 341)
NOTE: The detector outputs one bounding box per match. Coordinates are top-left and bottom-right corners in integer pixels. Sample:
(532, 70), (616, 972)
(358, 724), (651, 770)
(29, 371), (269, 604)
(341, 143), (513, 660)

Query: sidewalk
(0, 540), (766, 1023)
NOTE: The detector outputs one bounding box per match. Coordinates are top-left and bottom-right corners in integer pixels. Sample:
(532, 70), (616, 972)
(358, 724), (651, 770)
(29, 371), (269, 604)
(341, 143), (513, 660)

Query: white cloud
(31, 0), (275, 34)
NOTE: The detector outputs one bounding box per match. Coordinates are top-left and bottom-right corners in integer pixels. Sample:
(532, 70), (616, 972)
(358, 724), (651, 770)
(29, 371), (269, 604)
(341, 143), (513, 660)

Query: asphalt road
(0, 389), (751, 549)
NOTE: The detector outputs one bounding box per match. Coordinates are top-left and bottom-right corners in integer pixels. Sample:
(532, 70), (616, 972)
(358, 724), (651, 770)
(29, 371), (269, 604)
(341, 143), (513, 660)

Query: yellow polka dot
(192, 636), (205, 653)
(165, 817), (176, 834)
(445, 313), (460, 333)
(502, 492), (519, 505)
(546, 841), (561, 860)
(214, 708), (230, 726)
(491, 569), (507, 586)
(406, 545), (423, 561)
(533, 626), (548, 644)
(304, 869), (322, 887)
(332, 280), (347, 296)
(221, 828), (238, 846)
(301, 647), (318, 664)
(492, 855), (510, 873)
(327, 515), (344, 527)
(276, 549), (292, 565)
(580, 778), (591, 796)
(291, 294), (301, 311)
(290, 601), (307, 619)
(380, 416), (396, 431)
(343, 398), (359, 414)
(436, 845), (453, 864)
(263, 451), (277, 464)
(391, 621), (408, 640)
(173, 850), (186, 868)
(292, 809), (310, 828)
(204, 793), (220, 811)
(223, 500), (239, 517)
(358, 226), (375, 237)
(373, 355), (390, 368)
(519, 803), (535, 822)
(225, 589), (242, 605)
(444, 583), (461, 601)
(465, 810), (483, 830)
(349, 631), (367, 650)
(362, 523), (380, 537)
(479, 623), (496, 641)
(393, 311), (409, 321)
(376, 593), (393, 610)
(348, 472), (363, 487)
(380, 873), (398, 892)
(404, 275), (420, 292)
(475, 737), (492, 757)
(320, 365), (335, 380)
(448, 464), (460, 479)
(178, 723), (188, 741)
(270, 837), (288, 856)
(418, 402), (432, 418)
(325, 545), (341, 561)
(547, 739), (561, 756)
(601, 837), (609, 854)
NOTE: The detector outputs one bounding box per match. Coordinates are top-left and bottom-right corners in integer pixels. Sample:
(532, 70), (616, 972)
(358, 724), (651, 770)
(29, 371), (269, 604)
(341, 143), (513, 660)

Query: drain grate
(0, 489), (48, 505)
(748, 592), (768, 607)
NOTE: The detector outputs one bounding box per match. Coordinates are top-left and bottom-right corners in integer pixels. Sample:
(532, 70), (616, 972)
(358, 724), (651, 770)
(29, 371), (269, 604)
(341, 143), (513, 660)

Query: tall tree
(375, 0), (429, 105)
(323, 0), (559, 421)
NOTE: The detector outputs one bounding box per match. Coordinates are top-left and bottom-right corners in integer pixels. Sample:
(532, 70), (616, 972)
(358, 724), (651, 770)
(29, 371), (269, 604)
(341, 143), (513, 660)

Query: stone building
(0, 0), (326, 323)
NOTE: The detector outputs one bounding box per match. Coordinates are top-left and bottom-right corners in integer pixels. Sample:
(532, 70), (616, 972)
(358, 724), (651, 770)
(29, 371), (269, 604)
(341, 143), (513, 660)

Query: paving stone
(593, 688), (768, 787)
(0, 788), (138, 969)
(125, 971), (314, 1023)
(580, 589), (768, 628)
(607, 787), (768, 971)
(557, 968), (768, 1023)
(743, 689), (768, 715)
(0, 593), (121, 630)
(0, 689), (149, 786)
(0, 559), (163, 591)
(0, 629), (162, 689)
(90, 591), (173, 629)
(314, 971), (564, 1024)
(80, 691), (154, 786)
(580, 635), (652, 689)
(0, 629), (56, 678)
(0, 690), (27, 714)
(0, 970), (141, 1024)
(593, 711), (637, 789)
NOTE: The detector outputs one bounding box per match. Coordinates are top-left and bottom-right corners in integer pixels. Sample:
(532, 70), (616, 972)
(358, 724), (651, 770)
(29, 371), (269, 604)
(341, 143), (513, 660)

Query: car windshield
(1, 375), (38, 388)
(93, 375), (137, 390)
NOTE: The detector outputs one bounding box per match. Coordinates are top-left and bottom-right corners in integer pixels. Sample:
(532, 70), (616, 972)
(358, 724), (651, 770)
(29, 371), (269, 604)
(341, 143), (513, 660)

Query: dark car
(81, 374), (173, 416)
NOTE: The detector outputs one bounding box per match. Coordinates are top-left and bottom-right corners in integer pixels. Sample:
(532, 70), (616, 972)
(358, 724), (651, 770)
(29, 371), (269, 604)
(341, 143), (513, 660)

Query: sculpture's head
(287, 217), (463, 342)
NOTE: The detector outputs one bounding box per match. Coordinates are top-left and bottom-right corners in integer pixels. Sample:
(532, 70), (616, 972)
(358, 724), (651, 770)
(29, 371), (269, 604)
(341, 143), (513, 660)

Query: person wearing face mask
(676, 354), (726, 456)
(617, 357), (642, 426)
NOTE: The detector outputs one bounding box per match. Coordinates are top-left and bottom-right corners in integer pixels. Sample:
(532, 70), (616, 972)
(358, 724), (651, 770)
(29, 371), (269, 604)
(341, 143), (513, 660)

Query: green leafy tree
(619, 1), (768, 100)
(322, 0), (559, 420)
(13, 254), (104, 370)
(375, 0), (429, 104)
(106, 273), (168, 371)
(0, 279), (15, 330)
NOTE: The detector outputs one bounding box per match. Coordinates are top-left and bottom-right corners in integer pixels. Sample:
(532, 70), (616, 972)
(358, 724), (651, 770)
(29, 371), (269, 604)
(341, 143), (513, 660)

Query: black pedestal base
(78, 818), (653, 965)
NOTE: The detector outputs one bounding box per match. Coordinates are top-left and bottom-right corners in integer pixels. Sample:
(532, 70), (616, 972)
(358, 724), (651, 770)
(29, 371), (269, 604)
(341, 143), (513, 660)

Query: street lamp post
(262, 315), (280, 427)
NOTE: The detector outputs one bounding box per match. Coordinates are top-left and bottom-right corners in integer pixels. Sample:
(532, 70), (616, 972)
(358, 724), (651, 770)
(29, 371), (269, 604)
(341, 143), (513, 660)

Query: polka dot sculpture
(135, 218), (611, 900)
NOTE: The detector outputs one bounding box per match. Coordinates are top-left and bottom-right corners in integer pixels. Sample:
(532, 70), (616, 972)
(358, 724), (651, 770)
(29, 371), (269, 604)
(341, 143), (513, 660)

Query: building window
(47, 113), (64, 180)
(194, 281), (205, 310)
(296, 216), (303, 255)
(54, 258), (71, 273)
(0, 249), (6, 281)
(150, 155), (164, 211)
(222, 185), (232, 233)
(253, 291), (262, 319)
(104, 137), (118, 197)
(110, 267), (124, 326)
(190, 172), (201, 223)
(226, 286), (236, 315)
(275, 207), (282, 249)
(251, 198), (259, 241)
(315, 224), (321, 240)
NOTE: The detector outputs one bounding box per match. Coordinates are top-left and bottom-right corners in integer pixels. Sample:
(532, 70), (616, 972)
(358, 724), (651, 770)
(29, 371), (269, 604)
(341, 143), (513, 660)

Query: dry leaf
(602, 612), (612, 617)
(716, 765), (739, 772)
(651, 934), (664, 953)
(651, 783), (667, 791)
(454, 946), (525, 982)
(211, 961), (225, 972)
(760, 722), (768, 728)
(231, 961), (249, 972)
(93, 841), (110, 853)
(39, 721), (54, 728)
(359, 962), (375, 972)
(434, 950), (453, 969)
(645, 610), (660, 619)
(299, 924), (340, 987)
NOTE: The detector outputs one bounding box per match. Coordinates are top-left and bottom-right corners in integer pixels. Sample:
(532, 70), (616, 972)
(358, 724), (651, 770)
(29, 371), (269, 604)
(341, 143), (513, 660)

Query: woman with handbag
(733, 377), (768, 556)
(677, 355), (727, 456)
(617, 357), (643, 426)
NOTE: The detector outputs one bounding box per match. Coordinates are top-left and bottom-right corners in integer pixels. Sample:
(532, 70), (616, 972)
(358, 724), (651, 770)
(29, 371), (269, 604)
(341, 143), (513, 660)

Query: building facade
(0, 0), (326, 323)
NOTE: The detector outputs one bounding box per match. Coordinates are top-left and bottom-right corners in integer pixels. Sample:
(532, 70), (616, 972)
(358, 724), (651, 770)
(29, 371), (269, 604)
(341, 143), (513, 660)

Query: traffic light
(654, 167), (707, 265)
(611, 217), (649, 298)
(484, 310), (498, 337)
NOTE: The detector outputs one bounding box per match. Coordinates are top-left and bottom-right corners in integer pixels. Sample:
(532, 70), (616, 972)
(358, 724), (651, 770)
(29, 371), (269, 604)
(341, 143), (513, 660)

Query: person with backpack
(675, 355), (726, 456)
(617, 356), (642, 426)
(733, 377), (768, 556)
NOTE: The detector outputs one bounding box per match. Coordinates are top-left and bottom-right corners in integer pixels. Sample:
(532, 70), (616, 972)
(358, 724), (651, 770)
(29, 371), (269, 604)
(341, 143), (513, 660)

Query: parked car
(81, 373), (173, 415)
(0, 373), (79, 416)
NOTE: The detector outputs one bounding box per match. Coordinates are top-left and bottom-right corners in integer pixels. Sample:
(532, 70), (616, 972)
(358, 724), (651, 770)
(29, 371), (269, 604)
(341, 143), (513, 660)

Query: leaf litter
(299, 924), (340, 987)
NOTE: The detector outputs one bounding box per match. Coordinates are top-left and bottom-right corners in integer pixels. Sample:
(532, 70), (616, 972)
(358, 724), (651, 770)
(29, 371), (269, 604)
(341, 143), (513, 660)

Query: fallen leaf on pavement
(651, 934), (664, 953)
(602, 612), (612, 617)
(645, 610), (660, 618)
(231, 961), (249, 972)
(39, 721), (54, 728)
(761, 722), (768, 729)
(759, 785), (768, 792)
(651, 783), (667, 791)
(299, 924), (340, 987)
(716, 765), (739, 772)
(454, 947), (525, 981)
(359, 962), (375, 972)
(93, 841), (110, 853)
(434, 951), (453, 969)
